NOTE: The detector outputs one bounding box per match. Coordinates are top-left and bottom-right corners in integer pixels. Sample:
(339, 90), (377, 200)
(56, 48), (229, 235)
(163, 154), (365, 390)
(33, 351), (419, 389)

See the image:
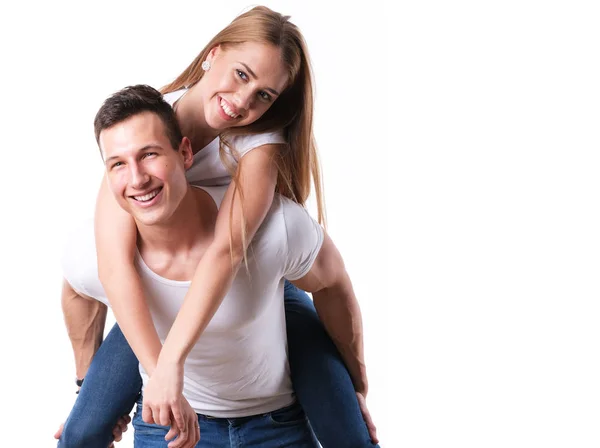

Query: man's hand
(356, 391), (379, 444)
(53, 423), (64, 442)
(54, 414), (131, 448)
(109, 415), (131, 447)
(142, 361), (199, 448)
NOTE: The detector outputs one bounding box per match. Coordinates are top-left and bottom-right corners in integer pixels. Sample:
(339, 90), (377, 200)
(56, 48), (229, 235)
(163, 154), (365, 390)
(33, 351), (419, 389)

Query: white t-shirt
(61, 90), (285, 307)
(61, 186), (324, 417)
(163, 88), (286, 186)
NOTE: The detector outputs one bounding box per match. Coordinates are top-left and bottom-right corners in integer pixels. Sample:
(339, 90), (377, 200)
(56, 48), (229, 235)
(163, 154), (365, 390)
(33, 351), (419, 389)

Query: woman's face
(200, 41), (290, 131)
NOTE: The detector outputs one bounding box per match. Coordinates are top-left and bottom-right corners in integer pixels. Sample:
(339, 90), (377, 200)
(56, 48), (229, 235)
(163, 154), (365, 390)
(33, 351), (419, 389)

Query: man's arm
(290, 233), (368, 395)
(61, 278), (107, 381)
(57, 278), (135, 446)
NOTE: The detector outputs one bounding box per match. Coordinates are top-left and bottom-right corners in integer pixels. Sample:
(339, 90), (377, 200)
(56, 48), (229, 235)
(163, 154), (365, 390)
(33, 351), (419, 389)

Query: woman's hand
(164, 396), (201, 448)
(142, 361), (199, 447)
(142, 361), (184, 427)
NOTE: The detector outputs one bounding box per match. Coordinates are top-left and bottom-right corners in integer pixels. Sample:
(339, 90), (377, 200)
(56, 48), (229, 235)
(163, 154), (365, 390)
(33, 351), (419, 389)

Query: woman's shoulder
(226, 130), (287, 157)
(162, 88), (187, 107)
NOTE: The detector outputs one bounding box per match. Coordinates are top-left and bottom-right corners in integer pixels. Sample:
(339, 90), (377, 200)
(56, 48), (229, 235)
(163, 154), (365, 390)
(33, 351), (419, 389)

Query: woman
(58, 6), (378, 447)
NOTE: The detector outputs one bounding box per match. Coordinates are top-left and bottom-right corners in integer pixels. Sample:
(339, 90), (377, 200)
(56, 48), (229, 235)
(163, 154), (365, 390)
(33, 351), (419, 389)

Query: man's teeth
(220, 99), (239, 118)
(134, 189), (159, 202)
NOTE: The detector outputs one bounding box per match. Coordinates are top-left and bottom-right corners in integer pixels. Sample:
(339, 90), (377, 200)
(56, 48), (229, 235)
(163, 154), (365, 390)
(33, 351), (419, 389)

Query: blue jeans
(133, 397), (318, 447)
(58, 323), (142, 448)
(59, 282), (378, 448)
(283, 283), (378, 448)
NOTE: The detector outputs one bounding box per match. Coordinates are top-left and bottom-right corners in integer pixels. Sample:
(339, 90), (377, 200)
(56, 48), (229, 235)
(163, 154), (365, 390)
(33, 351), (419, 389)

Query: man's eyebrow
(104, 144), (163, 164)
(239, 62), (280, 96)
(104, 155), (119, 164)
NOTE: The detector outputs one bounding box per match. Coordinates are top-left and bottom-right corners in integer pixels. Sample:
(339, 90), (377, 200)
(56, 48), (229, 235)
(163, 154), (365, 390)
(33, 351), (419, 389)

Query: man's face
(99, 112), (193, 226)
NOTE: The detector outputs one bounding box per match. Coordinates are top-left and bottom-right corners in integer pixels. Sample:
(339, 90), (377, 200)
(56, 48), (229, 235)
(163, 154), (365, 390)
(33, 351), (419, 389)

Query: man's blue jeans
(59, 282), (378, 447)
(133, 397), (319, 447)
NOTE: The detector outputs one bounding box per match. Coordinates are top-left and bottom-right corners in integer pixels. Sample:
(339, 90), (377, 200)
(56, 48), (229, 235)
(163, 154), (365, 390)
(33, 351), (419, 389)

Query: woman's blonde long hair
(161, 6), (326, 229)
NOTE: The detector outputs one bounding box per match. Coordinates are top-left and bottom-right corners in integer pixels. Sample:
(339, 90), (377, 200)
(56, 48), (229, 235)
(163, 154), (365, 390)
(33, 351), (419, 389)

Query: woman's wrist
(157, 349), (185, 370)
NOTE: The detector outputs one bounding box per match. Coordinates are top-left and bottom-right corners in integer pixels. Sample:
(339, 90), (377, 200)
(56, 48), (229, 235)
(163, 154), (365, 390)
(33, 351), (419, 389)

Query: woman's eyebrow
(238, 62), (281, 95)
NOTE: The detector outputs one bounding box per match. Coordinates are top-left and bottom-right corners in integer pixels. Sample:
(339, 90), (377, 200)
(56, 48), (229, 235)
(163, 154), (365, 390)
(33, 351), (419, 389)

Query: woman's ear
(206, 45), (220, 64)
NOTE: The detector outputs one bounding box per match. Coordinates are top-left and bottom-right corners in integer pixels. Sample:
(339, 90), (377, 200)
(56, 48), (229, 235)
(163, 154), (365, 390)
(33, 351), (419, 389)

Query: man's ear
(180, 137), (194, 170)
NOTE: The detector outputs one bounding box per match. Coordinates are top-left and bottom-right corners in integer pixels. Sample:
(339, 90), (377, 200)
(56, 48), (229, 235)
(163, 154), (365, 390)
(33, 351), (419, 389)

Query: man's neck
(135, 186), (218, 272)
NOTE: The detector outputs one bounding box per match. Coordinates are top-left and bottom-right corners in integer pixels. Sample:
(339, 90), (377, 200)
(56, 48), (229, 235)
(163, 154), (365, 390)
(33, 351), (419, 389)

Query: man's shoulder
(256, 195), (320, 246)
(61, 219), (108, 305)
(191, 185), (228, 209)
(274, 195), (317, 234)
(263, 196), (324, 281)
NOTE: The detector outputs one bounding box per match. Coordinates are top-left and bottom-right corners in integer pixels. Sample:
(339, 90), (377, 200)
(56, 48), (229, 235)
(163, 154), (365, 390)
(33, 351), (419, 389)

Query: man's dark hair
(94, 84), (183, 151)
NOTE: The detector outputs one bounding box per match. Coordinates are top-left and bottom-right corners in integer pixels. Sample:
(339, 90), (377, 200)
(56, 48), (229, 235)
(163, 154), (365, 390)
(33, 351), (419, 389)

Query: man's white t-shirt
(62, 89), (287, 308)
(62, 186), (324, 417)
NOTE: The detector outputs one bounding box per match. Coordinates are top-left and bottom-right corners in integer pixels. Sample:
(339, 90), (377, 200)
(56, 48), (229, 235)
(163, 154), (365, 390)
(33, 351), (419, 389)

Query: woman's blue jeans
(58, 282), (378, 447)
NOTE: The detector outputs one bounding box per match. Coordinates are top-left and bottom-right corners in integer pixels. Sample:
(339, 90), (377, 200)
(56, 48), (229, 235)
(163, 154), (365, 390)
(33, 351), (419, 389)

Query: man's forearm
(312, 273), (369, 395)
(61, 279), (107, 380)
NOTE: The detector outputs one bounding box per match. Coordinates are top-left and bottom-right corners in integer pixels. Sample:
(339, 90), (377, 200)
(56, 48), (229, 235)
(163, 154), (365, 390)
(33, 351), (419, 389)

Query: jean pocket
(132, 400), (171, 435)
(268, 402), (306, 425)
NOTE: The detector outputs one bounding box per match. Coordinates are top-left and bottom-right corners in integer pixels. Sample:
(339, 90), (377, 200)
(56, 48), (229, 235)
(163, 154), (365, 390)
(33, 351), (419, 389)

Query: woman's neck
(175, 84), (220, 152)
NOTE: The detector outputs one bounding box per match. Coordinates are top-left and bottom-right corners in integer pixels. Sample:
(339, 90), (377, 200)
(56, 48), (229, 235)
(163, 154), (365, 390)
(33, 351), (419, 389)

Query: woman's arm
(142, 143), (281, 421)
(95, 175), (162, 376)
(97, 177), (201, 446)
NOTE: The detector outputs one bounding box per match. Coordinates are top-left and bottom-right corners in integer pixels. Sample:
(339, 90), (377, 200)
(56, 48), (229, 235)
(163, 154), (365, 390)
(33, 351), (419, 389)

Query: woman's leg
(58, 323), (142, 448)
(284, 281), (378, 448)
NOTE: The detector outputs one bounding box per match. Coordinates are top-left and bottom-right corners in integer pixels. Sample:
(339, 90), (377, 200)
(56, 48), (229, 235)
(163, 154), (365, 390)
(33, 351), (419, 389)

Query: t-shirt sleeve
(163, 89), (187, 107)
(280, 197), (325, 281)
(226, 130), (286, 159)
(61, 218), (106, 301)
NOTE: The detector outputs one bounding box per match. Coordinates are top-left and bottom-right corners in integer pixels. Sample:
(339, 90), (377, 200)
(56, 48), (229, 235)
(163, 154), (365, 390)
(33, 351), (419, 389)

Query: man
(59, 85), (374, 446)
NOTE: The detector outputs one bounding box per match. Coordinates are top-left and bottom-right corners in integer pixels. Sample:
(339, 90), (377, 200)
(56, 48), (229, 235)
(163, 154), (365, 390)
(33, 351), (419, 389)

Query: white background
(0, 0), (599, 447)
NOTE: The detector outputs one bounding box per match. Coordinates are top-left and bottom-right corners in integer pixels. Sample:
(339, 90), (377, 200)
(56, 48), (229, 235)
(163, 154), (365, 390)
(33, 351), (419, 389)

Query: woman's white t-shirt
(163, 88), (286, 186)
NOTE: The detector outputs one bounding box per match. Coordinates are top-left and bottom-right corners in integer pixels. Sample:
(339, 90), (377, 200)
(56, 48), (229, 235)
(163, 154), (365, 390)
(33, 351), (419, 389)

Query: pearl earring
(201, 60), (211, 71)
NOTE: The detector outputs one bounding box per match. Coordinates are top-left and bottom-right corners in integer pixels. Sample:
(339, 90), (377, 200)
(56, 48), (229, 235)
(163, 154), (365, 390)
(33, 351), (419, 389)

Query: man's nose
(130, 164), (150, 189)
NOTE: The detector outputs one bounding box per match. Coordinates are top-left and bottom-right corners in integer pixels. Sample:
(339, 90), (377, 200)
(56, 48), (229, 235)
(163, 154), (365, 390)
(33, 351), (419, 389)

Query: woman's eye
(236, 69), (248, 81)
(259, 91), (272, 102)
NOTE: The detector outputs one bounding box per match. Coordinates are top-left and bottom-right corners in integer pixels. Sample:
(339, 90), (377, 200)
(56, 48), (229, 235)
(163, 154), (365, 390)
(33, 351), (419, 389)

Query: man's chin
(130, 211), (163, 227)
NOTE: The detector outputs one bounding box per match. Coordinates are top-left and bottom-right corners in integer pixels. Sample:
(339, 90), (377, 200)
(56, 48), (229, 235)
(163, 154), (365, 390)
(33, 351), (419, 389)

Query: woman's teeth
(220, 99), (239, 118)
